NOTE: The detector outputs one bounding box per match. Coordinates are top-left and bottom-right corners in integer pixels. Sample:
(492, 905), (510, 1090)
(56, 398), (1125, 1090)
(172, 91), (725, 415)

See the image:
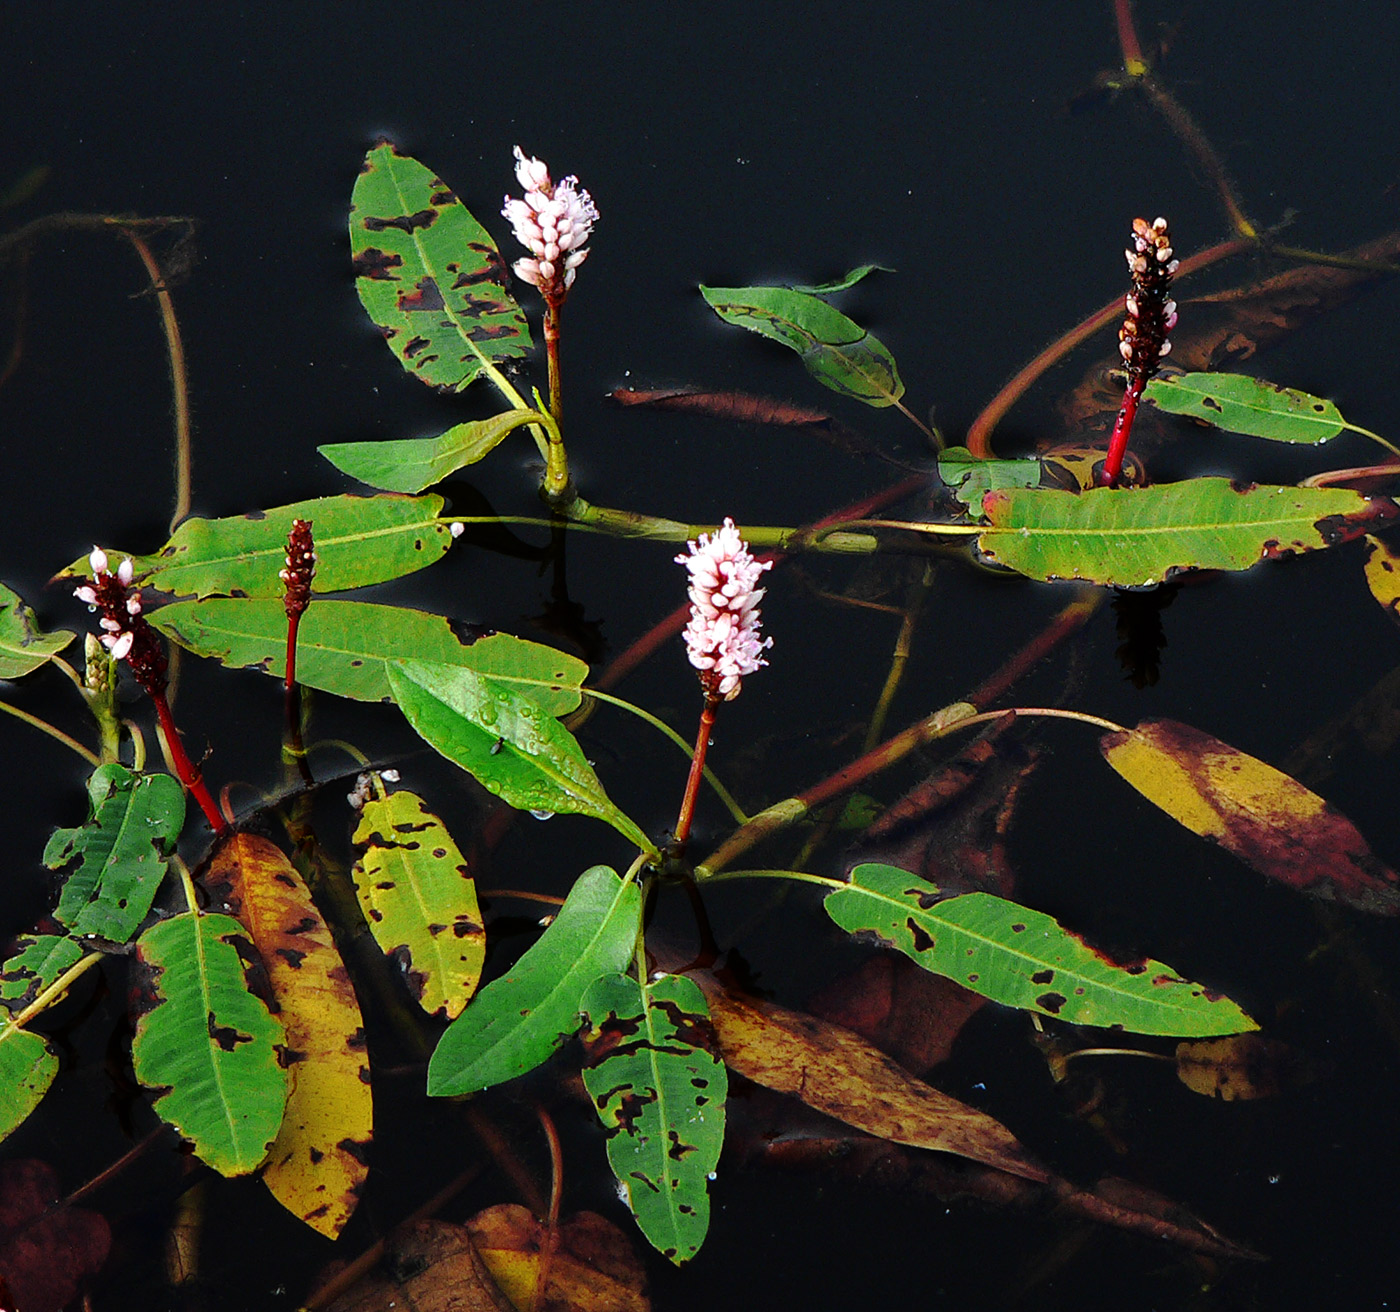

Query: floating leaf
(44, 765), (185, 942)
(203, 834), (370, 1237)
(1101, 718), (1400, 914)
(937, 446), (1042, 515)
(323, 1218), (512, 1312)
(977, 479), (1396, 586)
(319, 410), (546, 493)
(351, 142), (531, 391)
(427, 866), (641, 1097)
(0, 1024), (57, 1143)
(0, 1159), (111, 1312)
(789, 264), (894, 294)
(0, 936), (84, 1013)
(67, 495), (452, 600)
(700, 284), (904, 406)
(1146, 372), (1345, 443)
(1174, 1034), (1309, 1101)
(131, 911), (287, 1176)
(153, 599), (586, 713)
(1363, 534), (1400, 625)
(350, 788), (485, 1019)
(388, 660), (652, 853)
(697, 979), (1049, 1181)
(580, 973), (726, 1264)
(825, 864), (1256, 1036)
(0, 584), (73, 679)
(466, 1205), (650, 1312)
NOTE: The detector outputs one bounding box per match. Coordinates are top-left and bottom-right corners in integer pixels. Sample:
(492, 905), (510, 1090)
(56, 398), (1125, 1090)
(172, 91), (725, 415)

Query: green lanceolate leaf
(0, 936), (85, 1011)
(789, 264), (894, 294)
(132, 911), (288, 1175)
(44, 765), (185, 942)
(0, 583), (74, 678)
(826, 864), (1256, 1037)
(1146, 373), (1345, 443)
(67, 495), (453, 600)
(351, 788), (486, 1019)
(0, 1022), (57, 1143)
(580, 972), (726, 1264)
(387, 659), (653, 853)
(700, 284), (904, 407)
(937, 446), (1043, 515)
(351, 142), (531, 391)
(153, 598), (587, 712)
(319, 410), (546, 493)
(977, 479), (1396, 586)
(427, 866), (642, 1096)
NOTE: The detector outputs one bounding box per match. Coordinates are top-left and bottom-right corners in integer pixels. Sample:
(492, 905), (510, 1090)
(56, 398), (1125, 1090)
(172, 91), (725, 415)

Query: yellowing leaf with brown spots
(465, 1204), (649, 1312)
(1363, 534), (1400, 625)
(695, 977), (1051, 1183)
(203, 833), (371, 1237)
(350, 788), (485, 1018)
(1175, 1034), (1311, 1101)
(1101, 718), (1400, 914)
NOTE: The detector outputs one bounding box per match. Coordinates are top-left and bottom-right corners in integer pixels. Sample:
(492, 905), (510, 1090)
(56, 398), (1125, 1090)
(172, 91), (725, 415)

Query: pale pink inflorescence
(502, 146), (598, 297)
(676, 519), (772, 701)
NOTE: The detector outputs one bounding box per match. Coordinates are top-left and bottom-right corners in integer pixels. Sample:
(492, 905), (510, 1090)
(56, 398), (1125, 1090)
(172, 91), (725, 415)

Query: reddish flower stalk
(76, 549), (227, 834)
(1099, 217), (1178, 487)
(671, 521), (772, 849)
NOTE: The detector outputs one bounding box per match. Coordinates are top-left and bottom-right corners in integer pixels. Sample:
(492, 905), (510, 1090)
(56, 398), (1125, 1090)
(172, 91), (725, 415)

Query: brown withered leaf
(1102, 718), (1400, 914)
(326, 1218), (513, 1312)
(465, 1205), (649, 1312)
(694, 977), (1050, 1183)
(1175, 1034), (1311, 1101)
(1057, 227), (1400, 438)
(204, 832), (372, 1237)
(0, 1158), (110, 1312)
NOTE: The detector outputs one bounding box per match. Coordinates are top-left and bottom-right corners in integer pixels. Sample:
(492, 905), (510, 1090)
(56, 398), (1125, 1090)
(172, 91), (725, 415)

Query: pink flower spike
(117, 558), (135, 586)
(89, 546), (108, 575)
(676, 519), (772, 701)
(502, 147), (598, 302)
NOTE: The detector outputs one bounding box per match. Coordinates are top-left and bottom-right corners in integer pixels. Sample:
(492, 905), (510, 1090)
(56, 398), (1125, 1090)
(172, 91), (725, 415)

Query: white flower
(502, 147), (598, 293)
(676, 519), (772, 700)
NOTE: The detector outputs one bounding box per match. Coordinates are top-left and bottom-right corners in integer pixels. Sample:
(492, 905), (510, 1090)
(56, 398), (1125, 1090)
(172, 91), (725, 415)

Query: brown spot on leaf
(1036, 992), (1067, 1015)
(1030, 969), (1055, 985)
(351, 247), (403, 280)
(208, 1013), (251, 1051)
(397, 277), (446, 312)
(363, 209), (436, 234)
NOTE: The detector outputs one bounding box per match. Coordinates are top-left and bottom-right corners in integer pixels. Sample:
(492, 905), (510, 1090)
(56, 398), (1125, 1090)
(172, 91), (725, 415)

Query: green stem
(0, 699), (99, 765)
(10, 951), (103, 1030)
(582, 687), (748, 824)
(697, 867), (847, 892)
(1343, 423), (1400, 460)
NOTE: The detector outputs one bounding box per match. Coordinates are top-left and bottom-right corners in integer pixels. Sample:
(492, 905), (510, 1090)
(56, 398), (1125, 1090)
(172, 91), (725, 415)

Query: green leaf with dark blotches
(0, 1022), (57, 1144)
(63, 495), (453, 600)
(0, 583), (74, 678)
(825, 863), (1256, 1036)
(1146, 373), (1346, 444)
(701, 284), (904, 407)
(0, 936), (84, 1013)
(937, 446), (1043, 515)
(351, 142), (531, 391)
(132, 911), (287, 1176)
(319, 410), (546, 492)
(153, 598), (586, 713)
(976, 479), (1396, 586)
(427, 866), (641, 1096)
(350, 788), (485, 1019)
(789, 264), (894, 294)
(44, 764), (185, 942)
(388, 659), (653, 853)
(580, 972), (726, 1264)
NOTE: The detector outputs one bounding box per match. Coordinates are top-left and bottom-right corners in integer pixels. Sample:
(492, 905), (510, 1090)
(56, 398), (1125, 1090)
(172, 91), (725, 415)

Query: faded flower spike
(502, 146), (599, 299)
(676, 519), (772, 701)
(280, 518), (316, 620)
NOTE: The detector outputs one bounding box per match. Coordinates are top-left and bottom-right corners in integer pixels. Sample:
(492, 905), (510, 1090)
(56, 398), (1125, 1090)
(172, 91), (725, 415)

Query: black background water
(8, 3), (1400, 1308)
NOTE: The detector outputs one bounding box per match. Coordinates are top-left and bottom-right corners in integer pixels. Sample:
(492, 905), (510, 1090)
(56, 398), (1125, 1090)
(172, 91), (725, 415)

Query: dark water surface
(9, 3), (1400, 1308)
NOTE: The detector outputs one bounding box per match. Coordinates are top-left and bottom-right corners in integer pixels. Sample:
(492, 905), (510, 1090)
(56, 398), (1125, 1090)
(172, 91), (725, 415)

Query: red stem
(673, 696), (719, 848)
(1099, 380), (1143, 487)
(151, 692), (228, 834)
(1115, 0), (1146, 70)
(284, 609), (301, 695)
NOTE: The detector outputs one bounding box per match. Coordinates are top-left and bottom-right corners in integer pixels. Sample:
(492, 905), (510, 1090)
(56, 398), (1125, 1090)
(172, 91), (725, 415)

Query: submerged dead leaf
(1175, 1034), (1311, 1101)
(466, 1204), (649, 1312)
(1101, 718), (1400, 914)
(0, 1159), (110, 1312)
(695, 978), (1050, 1183)
(204, 832), (372, 1237)
(325, 1218), (512, 1312)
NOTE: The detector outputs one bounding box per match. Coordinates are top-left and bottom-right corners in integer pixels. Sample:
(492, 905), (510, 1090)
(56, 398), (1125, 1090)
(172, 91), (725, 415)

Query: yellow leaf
(1363, 534), (1400, 625)
(204, 833), (371, 1237)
